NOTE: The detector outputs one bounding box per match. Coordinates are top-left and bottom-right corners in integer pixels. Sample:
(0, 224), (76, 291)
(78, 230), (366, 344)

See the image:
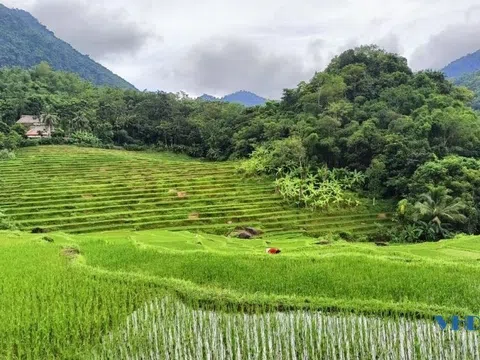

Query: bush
(0, 121), (10, 134)
(0, 149), (15, 160)
(237, 147), (270, 176)
(31, 227), (49, 234)
(238, 138), (307, 177)
(123, 144), (148, 152)
(38, 137), (70, 146)
(0, 131), (22, 150)
(42, 236), (55, 243)
(52, 129), (65, 138)
(20, 139), (39, 147)
(367, 226), (393, 243)
(0, 211), (16, 230)
(338, 231), (355, 241)
(71, 131), (100, 146)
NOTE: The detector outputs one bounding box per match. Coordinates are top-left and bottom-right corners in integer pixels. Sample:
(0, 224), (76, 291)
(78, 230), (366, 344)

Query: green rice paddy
(0, 146), (390, 236)
(0, 146), (477, 358)
(1, 229), (480, 358)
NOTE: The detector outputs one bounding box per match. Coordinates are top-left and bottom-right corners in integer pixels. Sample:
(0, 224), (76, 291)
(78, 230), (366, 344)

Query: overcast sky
(3, 0), (480, 98)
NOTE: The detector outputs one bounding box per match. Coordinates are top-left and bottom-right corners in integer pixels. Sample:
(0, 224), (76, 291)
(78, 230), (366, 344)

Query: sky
(3, 0), (480, 99)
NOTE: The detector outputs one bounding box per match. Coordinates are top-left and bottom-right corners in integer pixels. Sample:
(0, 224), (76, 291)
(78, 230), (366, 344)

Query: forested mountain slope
(453, 71), (480, 109)
(442, 50), (480, 79)
(1, 45), (480, 242)
(0, 4), (135, 89)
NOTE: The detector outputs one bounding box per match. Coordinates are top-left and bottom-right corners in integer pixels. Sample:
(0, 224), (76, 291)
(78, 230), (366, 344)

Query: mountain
(198, 94), (218, 102)
(442, 50), (480, 110)
(222, 91), (267, 106)
(198, 91), (267, 107)
(442, 50), (480, 79)
(0, 4), (135, 90)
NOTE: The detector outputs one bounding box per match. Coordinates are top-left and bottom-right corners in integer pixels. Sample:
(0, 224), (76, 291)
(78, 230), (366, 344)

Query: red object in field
(265, 247), (281, 254)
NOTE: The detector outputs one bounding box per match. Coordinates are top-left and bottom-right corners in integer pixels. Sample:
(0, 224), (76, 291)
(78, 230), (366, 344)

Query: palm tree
(41, 113), (58, 137)
(414, 187), (467, 229)
(71, 114), (90, 133)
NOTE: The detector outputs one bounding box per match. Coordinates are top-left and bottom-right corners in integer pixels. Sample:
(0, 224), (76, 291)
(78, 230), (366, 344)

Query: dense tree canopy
(1, 45), (480, 240)
(455, 71), (480, 110)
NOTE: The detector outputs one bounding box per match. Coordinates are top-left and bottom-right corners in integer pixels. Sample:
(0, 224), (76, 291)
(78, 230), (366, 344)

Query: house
(16, 115), (53, 138)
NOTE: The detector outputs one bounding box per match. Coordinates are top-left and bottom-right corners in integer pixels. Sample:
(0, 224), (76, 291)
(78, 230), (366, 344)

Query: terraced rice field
(96, 296), (480, 360)
(0, 146), (390, 236)
(3, 231), (480, 358)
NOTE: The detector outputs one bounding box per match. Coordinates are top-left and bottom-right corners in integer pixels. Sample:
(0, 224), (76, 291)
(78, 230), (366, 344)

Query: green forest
(455, 70), (480, 109)
(1, 46), (480, 243)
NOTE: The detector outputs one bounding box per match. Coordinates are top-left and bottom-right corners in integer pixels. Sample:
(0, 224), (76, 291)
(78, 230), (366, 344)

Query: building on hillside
(16, 115), (53, 138)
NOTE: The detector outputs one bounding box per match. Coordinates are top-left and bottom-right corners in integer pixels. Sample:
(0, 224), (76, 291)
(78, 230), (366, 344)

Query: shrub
(31, 227), (49, 234)
(20, 139), (39, 147)
(52, 129), (65, 138)
(0, 211), (16, 230)
(338, 231), (355, 241)
(0, 131), (22, 150)
(367, 226), (393, 243)
(0, 149), (15, 160)
(38, 137), (69, 145)
(71, 131), (101, 146)
(0, 121), (10, 134)
(238, 138), (307, 177)
(123, 144), (148, 152)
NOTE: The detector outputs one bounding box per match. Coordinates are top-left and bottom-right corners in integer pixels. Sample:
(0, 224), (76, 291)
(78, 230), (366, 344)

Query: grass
(1, 229), (480, 358)
(0, 231), (162, 359)
(74, 229), (480, 315)
(0, 146), (391, 236)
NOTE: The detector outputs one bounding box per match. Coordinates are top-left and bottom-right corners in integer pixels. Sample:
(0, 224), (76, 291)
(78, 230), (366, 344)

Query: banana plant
(275, 166), (365, 211)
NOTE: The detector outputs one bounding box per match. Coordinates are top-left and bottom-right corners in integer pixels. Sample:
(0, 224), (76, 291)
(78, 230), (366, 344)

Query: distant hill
(198, 91), (267, 107)
(198, 94), (218, 102)
(454, 71), (480, 109)
(222, 91), (267, 106)
(442, 50), (480, 79)
(440, 51), (480, 110)
(0, 4), (135, 90)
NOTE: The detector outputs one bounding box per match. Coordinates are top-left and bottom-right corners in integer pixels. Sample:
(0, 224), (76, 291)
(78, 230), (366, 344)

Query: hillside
(0, 4), (135, 89)
(222, 90), (267, 106)
(441, 50), (480, 109)
(454, 70), (480, 109)
(442, 49), (480, 78)
(198, 94), (217, 101)
(198, 90), (267, 106)
(1, 46), (480, 242)
(0, 146), (390, 235)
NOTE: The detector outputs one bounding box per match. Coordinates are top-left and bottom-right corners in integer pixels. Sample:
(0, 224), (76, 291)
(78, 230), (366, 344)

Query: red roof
(26, 129), (43, 137)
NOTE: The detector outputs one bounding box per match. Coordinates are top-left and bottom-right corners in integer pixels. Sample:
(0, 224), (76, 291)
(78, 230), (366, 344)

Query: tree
(41, 113), (59, 136)
(413, 187), (467, 239)
(70, 114), (90, 133)
(0, 121), (10, 134)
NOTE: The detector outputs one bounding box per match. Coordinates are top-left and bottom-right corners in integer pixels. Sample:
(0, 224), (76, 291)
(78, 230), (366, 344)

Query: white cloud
(3, 0), (480, 97)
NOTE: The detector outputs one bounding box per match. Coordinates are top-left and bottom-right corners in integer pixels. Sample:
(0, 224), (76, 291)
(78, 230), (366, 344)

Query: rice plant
(0, 146), (391, 236)
(94, 297), (480, 360)
(1, 230), (480, 358)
